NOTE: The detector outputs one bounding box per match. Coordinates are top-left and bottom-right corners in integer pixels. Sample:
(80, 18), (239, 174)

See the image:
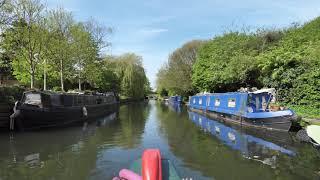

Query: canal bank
(0, 101), (319, 179)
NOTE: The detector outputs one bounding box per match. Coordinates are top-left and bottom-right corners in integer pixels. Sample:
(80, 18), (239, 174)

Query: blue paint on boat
(169, 96), (182, 104)
(189, 90), (295, 119)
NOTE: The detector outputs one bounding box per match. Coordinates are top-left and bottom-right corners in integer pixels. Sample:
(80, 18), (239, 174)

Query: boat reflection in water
(1, 112), (118, 169)
(167, 102), (182, 114)
(188, 111), (295, 168)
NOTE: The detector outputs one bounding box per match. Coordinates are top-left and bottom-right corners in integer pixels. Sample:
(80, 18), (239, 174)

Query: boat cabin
(20, 91), (117, 108)
(188, 89), (293, 119)
(169, 96), (182, 103)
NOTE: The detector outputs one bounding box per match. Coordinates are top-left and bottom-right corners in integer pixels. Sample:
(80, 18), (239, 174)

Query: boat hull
(189, 107), (293, 132)
(16, 103), (118, 130)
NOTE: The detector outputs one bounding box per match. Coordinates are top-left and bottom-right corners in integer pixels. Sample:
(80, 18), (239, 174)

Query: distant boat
(188, 89), (297, 131)
(169, 96), (182, 104)
(12, 91), (118, 130)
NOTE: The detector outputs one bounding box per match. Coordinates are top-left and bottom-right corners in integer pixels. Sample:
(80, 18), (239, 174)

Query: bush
(0, 85), (25, 103)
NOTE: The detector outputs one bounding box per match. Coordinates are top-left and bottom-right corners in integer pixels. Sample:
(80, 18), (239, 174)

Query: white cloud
(137, 28), (169, 40)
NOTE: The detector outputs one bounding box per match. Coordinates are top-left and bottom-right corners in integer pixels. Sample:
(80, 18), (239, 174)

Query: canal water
(0, 101), (319, 180)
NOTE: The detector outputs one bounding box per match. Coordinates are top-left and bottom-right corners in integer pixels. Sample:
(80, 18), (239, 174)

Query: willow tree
(110, 53), (148, 99)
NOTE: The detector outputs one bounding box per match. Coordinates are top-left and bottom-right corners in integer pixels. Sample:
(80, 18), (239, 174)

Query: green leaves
(191, 16), (320, 109)
(0, 1), (150, 99)
(156, 40), (204, 96)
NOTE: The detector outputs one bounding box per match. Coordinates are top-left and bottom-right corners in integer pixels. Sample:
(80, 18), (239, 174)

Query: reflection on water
(168, 103), (182, 114)
(0, 101), (319, 180)
(188, 111), (295, 168)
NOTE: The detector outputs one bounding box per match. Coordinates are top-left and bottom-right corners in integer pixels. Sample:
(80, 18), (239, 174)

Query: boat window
(24, 93), (41, 106)
(207, 96), (210, 106)
(215, 98), (220, 107)
(51, 95), (62, 106)
(96, 98), (102, 104)
(261, 96), (267, 111)
(193, 98), (196, 104)
(199, 98), (202, 105)
(228, 98), (236, 108)
(255, 96), (260, 110)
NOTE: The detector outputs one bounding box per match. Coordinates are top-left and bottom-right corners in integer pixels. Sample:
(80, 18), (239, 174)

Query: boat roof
(24, 90), (114, 97)
(191, 88), (276, 97)
(249, 88), (276, 94)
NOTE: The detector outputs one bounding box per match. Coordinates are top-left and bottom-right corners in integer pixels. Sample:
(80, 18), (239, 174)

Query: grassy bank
(289, 105), (320, 127)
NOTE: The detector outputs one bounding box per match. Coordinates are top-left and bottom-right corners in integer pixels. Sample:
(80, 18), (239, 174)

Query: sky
(46, 0), (320, 89)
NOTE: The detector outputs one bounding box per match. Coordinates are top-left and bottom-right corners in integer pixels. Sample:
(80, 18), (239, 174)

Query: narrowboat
(11, 91), (118, 130)
(169, 96), (182, 104)
(188, 89), (296, 131)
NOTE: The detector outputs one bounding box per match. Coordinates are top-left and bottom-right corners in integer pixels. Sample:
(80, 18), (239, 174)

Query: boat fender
(142, 149), (162, 180)
(9, 101), (21, 130)
(82, 106), (88, 117)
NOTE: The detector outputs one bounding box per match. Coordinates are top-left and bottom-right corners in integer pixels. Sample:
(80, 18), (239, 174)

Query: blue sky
(47, 0), (320, 88)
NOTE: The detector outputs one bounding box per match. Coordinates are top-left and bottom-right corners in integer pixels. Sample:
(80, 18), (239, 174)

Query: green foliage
(192, 32), (269, 92)
(114, 53), (149, 99)
(258, 17), (320, 107)
(155, 16), (320, 117)
(289, 105), (320, 119)
(0, 85), (25, 103)
(190, 17), (320, 114)
(156, 40), (204, 96)
(159, 88), (168, 97)
(0, 0), (150, 99)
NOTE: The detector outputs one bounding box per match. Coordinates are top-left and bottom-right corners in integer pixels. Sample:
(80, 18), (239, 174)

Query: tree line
(0, 0), (151, 99)
(157, 17), (320, 112)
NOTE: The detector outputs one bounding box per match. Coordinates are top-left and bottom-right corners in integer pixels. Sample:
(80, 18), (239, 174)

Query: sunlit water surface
(0, 101), (319, 180)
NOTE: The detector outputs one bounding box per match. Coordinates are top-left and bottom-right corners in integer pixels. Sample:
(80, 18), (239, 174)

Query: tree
(84, 17), (112, 55)
(0, 0), (14, 28)
(46, 7), (74, 91)
(2, 0), (45, 88)
(69, 23), (97, 91)
(156, 40), (204, 96)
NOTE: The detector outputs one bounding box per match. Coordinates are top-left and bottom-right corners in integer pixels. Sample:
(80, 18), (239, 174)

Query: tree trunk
(60, 59), (64, 92)
(78, 71), (81, 91)
(30, 70), (34, 89)
(43, 58), (47, 91)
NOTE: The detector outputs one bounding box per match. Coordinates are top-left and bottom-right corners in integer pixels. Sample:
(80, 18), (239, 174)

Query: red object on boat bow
(142, 149), (162, 180)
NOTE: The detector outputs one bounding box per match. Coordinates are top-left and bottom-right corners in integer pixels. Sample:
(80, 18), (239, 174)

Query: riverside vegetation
(0, 0), (151, 101)
(156, 17), (320, 120)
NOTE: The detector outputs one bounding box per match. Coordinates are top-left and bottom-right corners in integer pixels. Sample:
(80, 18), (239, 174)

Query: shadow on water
(157, 103), (320, 180)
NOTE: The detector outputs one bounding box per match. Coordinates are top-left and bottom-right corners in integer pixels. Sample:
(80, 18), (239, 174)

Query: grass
(288, 105), (320, 127)
(289, 105), (320, 119)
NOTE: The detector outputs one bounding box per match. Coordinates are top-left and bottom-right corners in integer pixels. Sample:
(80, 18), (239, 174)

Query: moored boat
(169, 95), (182, 104)
(12, 91), (118, 130)
(188, 89), (297, 131)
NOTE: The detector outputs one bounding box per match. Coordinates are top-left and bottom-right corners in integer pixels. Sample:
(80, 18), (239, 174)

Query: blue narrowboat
(169, 95), (182, 104)
(188, 89), (296, 131)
